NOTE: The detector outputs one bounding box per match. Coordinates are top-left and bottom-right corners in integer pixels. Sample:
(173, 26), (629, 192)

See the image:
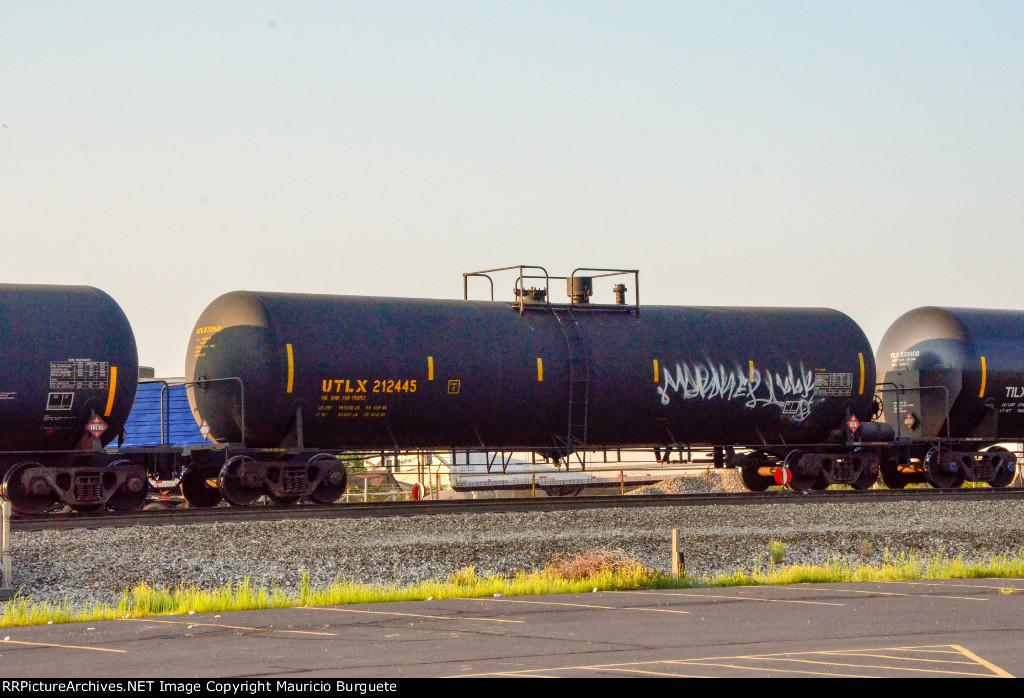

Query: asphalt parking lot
(1, 578), (1021, 677)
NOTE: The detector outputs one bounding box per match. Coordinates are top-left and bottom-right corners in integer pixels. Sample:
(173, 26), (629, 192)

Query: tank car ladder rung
(551, 306), (590, 467)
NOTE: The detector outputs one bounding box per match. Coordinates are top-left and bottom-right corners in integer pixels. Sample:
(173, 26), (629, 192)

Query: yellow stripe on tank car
(653, 359), (660, 383)
(286, 344), (294, 393)
(749, 360), (755, 382)
(428, 356), (434, 381)
(537, 357), (544, 382)
(979, 356), (987, 397)
(858, 353), (865, 395)
(104, 366), (117, 417)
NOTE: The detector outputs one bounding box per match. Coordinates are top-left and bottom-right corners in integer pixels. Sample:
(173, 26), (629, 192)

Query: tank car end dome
(185, 291), (290, 447)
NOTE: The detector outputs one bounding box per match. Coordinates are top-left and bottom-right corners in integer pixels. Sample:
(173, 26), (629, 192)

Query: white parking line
(789, 587), (987, 602)
(626, 589), (845, 607)
(467, 597), (689, 614)
(0, 638), (126, 653)
(304, 606), (523, 623)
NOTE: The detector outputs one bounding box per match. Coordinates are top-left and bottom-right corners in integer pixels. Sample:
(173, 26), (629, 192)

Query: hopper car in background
(0, 267), (1020, 515)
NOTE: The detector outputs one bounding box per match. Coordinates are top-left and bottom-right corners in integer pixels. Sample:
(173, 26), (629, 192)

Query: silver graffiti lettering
(658, 361), (817, 422)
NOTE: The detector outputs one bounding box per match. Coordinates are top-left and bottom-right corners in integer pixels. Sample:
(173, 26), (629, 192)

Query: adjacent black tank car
(874, 307), (1021, 488)
(0, 284), (142, 513)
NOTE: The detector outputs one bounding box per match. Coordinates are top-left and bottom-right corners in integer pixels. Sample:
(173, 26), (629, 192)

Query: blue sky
(1, 2), (1021, 375)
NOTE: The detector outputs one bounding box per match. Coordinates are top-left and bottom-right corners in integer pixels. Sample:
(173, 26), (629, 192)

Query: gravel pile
(7, 496), (1024, 611)
(628, 469), (749, 494)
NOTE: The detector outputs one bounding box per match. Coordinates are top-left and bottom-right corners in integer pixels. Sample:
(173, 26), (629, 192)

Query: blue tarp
(119, 382), (208, 447)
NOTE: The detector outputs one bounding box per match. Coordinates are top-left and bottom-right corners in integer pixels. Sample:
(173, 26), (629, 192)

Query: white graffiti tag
(657, 361), (817, 422)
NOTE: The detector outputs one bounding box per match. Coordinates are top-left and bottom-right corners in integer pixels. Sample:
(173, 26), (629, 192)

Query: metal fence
(341, 469), (453, 502)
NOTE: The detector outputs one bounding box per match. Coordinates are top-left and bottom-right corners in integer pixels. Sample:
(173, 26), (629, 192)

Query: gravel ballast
(8, 494), (1024, 610)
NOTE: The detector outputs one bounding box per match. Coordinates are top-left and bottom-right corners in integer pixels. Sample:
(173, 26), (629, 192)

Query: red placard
(86, 415), (107, 439)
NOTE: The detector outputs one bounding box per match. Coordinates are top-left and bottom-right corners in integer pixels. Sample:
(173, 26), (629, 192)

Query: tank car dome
(876, 306), (1024, 440)
(876, 306), (1024, 380)
(185, 291), (289, 447)
(875, 307), (972, 378)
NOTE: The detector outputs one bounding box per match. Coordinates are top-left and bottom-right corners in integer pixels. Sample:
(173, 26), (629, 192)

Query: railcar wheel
(106, 461), (149, 512)
(267, 494), (301, 505)
(71, 503), (105, 513)
(985, 446), (1016, 488)
(180, 470), (222, 508)
(308, 456), (348, 504)
(924, 448), (965, 489)
(543, 485), (584, 497)
(2, 462), (57, 515)
(309, 480), (346, 503)
(926, 470), (965, 489)
(788, 474), (827, 491)
(851, 468), (879, 490)
(740, 465), (773, 492)
(218, 457), (263, 506)
(783, 451), (826, 492)
(880, 463), (910, 489)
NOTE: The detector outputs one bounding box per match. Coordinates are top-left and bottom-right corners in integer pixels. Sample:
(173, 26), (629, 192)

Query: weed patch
(547, 549), (647, 580)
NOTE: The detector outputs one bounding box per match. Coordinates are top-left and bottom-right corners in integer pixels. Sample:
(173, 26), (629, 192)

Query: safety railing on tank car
(109, 378), (223, 449)
(166, 377), (247, 448)
(876, 382), (1006, 445)
(463, 264), (640, 312)
(875, 382), (952, 443)
(569, 267), (640, 312)
(464, 264), (550, 308)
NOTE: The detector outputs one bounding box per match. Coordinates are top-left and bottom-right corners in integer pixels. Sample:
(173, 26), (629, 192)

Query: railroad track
(11, 486), (1024, 532)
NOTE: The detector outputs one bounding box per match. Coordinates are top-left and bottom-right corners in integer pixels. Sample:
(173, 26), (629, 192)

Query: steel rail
(10, 487), (1024, 533)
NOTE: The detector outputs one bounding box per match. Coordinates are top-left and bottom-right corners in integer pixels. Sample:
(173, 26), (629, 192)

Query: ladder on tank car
(551, 306), (589, 468)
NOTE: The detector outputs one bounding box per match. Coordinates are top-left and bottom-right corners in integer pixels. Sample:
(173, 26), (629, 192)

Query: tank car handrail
(569, 266), (640, 311)
(178, 377), (247, 448)
(463, 264), (551, 277)
(875, 382), (951, 442)
(150, 380), (170, 445)
(464, 265), (640, 310)
(156, 379), (207, 446)
(464, 265), (552, 310)
(463, 272), (495, 301)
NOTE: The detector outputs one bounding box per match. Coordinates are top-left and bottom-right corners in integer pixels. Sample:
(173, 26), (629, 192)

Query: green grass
(706, 548), (1024, 587)
(0, 557), (672, 628)
(5, 549), (1024, 629)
